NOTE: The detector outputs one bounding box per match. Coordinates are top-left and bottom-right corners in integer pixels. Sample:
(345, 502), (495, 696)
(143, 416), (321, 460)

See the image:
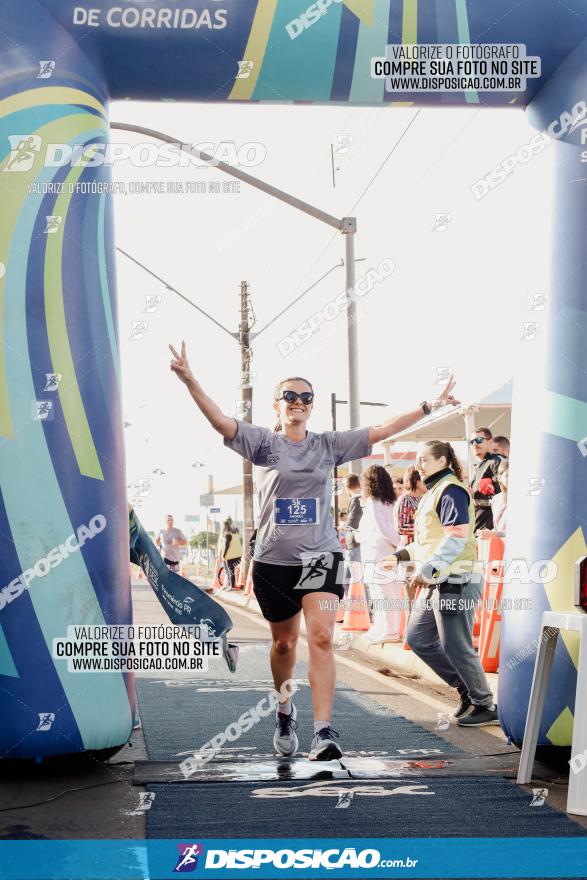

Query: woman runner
(169, 341), (459, 759)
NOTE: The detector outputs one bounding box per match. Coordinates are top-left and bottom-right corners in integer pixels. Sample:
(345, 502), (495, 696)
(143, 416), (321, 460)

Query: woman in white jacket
(356, 465), (403, 644)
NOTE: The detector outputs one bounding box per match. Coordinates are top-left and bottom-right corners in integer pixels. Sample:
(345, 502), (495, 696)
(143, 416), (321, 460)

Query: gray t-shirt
(225, 421), (371, 565)
(158, 527), (186, 563)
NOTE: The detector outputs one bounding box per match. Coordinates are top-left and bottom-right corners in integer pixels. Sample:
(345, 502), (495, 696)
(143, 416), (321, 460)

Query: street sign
(185, 514), (200, 523)
(209, 507), (221, 514)
(200, 492), (214, 507)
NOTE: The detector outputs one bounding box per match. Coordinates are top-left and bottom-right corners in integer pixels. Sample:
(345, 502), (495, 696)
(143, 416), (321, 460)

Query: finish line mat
(136, 652), (586, 842)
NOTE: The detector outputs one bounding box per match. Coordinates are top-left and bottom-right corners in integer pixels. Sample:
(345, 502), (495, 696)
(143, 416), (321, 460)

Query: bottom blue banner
(0, 838), (586, 878)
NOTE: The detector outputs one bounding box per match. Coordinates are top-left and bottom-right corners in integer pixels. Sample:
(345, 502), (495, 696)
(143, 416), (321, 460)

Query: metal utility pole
(205, 473), (214, 575)
(331, 392), (339, 526)
(343, 217), (360, 472)
(240, 282), (254, 581)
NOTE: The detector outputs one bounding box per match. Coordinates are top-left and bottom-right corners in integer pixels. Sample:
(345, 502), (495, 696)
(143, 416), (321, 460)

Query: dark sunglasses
(469, 437), (487, 446)
(277, 390), (314, 405)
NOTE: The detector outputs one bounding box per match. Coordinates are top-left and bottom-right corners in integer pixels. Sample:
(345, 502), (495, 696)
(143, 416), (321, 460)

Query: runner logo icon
(174, 843), (203, 872)
(3, 135), (42, 172)
(530, 788), (548, 807)
(36, 713), (55, 731)
(295, 552), (334, 589)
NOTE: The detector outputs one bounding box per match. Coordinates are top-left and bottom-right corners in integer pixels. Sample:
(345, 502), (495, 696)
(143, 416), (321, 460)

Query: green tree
(189, 531), (218, 549)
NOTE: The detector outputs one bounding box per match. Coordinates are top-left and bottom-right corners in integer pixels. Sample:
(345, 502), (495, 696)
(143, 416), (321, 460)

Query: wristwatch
(420, 400), (431, 416)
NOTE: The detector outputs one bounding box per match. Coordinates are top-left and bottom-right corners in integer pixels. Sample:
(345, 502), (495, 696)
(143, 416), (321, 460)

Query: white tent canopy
(381, 380), (512, 477)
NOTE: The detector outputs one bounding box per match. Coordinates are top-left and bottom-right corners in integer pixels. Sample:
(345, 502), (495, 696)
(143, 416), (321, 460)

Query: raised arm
(367, 377), (460, 445)
(169, 341), (237, 440)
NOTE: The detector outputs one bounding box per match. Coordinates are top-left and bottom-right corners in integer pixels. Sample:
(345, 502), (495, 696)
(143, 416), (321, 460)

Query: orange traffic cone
(245, 561), (254, 596)
(236, 560), (246, 590)
(479, 536), (505, 672)
(342, 579), (370, 631)
(212, 557), (223, 589)
(473, 605), (481, 650)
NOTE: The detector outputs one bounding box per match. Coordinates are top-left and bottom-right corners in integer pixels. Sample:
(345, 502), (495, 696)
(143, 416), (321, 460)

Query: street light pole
(240, 281), (254, 581)
(343, 218), (360, 472)
(331, 392), (339, 525)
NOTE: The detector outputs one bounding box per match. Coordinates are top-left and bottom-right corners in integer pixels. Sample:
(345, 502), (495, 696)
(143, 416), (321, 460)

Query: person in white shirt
(155, 515), (187, 572)
(357, 465), (402, 644)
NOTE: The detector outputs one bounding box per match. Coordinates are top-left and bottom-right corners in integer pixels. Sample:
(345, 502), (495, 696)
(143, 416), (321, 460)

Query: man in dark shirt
(342, 474), (365, 605)
(469, 428), (501, 533)
(344, 474), (363, 561)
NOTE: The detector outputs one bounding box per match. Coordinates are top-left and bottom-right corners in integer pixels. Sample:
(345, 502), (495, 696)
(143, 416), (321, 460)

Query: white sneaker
(273, 704), (298, 757)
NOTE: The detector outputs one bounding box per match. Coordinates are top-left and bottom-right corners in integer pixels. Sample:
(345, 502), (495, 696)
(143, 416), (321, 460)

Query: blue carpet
(144, 776), (586, 839)
(136, 650), (587, 846)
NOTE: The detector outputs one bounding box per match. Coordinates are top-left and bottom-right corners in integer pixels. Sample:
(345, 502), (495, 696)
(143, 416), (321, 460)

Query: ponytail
(446, 446), (463, 482)
(422, 440), (464, 483)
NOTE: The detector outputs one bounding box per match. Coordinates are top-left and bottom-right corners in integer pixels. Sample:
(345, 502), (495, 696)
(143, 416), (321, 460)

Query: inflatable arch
(0, 0), (586, 757)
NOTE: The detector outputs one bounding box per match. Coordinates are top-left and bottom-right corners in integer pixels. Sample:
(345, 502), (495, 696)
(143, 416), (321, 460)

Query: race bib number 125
(274, 498), (319, 525)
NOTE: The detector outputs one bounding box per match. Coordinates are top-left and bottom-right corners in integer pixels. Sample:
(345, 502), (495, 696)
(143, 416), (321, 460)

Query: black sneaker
(309, 726), (342, 761)
(454, 690), (472, 719)
(457, 704), (499, 727)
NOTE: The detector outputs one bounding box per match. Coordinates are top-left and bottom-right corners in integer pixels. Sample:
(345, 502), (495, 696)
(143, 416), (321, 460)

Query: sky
(111, 100), (555, 535)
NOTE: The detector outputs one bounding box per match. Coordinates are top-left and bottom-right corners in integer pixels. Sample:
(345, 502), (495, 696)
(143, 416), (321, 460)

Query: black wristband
(420, 400), (431, 416)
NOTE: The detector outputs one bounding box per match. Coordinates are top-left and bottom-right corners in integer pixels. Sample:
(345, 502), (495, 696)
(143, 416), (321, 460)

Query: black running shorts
(252, 551), (345, 623)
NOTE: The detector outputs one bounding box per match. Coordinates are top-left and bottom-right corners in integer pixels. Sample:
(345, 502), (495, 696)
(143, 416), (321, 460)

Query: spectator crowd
(336, 427), (510, 645)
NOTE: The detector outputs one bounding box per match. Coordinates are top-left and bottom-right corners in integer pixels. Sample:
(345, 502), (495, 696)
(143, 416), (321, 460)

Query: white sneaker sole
(273, 731), (299, 757)
(309, 742), (343, 761)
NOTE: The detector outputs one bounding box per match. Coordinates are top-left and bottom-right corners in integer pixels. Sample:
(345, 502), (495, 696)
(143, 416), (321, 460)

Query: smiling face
(273, 379), (314, 430)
